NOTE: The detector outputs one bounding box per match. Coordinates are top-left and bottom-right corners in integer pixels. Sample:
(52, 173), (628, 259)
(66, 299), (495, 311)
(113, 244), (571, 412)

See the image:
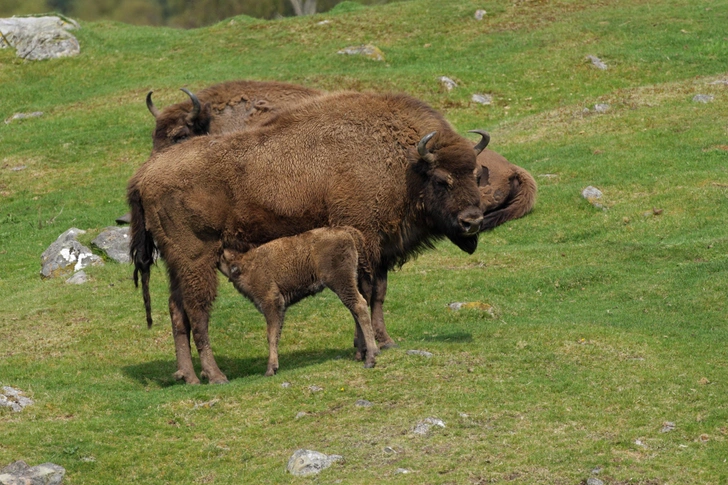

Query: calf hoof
(200, 370), (229, 385)
(363, 360), (376, 369)
(173, 370), (201, 385)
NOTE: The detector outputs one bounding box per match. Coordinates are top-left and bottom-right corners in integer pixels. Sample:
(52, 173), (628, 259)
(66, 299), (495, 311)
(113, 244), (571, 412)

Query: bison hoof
(379, 341), (398, 350)
(200, 370), (229, 385)
(173, 370), (201, 385)
(265, 368), (278, 377)
(363, 361), (376, 369)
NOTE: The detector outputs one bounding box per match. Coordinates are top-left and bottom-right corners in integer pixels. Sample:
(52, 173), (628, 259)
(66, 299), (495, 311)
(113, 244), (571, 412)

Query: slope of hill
(1, 1), (727, 483)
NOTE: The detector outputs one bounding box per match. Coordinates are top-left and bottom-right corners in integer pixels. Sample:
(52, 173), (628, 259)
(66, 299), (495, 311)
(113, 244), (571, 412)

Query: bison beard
(128, 91), (485, 384)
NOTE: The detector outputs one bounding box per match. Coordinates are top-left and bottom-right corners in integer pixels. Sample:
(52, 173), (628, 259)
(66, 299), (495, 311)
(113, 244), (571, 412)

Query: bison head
(147, 88), (213, 153)
(414, 130), (485, 253)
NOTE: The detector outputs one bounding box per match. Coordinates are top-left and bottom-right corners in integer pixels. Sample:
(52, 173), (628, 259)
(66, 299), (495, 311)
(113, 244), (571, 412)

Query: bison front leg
(370, 268), (397, 349)
(168, 281), (199, 384)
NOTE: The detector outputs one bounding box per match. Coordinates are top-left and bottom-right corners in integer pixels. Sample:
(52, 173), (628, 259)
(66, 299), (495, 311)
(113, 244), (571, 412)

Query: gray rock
(4, 112), (43, 124)
(337, 44), (384, 61)
(582, 186), (604, 209)
(395, 468), (411, 474)
(0, 16), (80, 61)
(91, 226), (130, 263)
(438, 76), (457, 91)
(1, 386), (34, 412)
(661, 421), (676, 433)
(586, 478), (604, 485)
(286, 449), (343, 476)
(594, 103), (610, 113)
(472, 93), (493, 105)
(281, 382), (291, 388)
(692, 94), (714, 103)
(413, 417), (445, 435)
(708, 79), (728, 85)
(586, 55), (608, 70)
(308, 385), (323, 393)
(406, 349), (433, 358)
(355, 399), (373, 407)
(65, 270), (88, 285)
(40, 228), (103, 279)
(474, 9), (486, 20)
(0, 461), (65, 485)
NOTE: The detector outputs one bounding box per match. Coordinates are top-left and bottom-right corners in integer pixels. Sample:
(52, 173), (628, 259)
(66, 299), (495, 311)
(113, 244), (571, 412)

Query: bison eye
(173, 135), (189, 144)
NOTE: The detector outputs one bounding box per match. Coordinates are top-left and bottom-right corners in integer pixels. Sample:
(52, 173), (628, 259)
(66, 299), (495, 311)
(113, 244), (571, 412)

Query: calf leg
(168, 273), (199, 384)
(260, 296), (285, 376)
(330, 276), (379, 369)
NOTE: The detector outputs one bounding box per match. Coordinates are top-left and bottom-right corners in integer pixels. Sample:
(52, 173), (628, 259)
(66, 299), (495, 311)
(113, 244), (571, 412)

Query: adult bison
(365, 147), (537, 349)
(139, 79), (537, 352)
(128, 91), (487, 384)
(146, 80), (323, 153)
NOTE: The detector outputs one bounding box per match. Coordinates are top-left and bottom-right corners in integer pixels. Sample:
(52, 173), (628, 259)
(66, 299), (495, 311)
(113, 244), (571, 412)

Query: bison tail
(480, 165), (537, 231)
(128, 182), (156, 328)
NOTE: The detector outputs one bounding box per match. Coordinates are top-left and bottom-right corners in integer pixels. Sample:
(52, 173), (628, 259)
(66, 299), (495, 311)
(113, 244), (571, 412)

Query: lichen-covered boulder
(286, 449), (343, 476)
(40, 228), (103, 279)
(0, 460), (65, 485)
(92, 226), (130, 263)
(0, 15), (80, 61)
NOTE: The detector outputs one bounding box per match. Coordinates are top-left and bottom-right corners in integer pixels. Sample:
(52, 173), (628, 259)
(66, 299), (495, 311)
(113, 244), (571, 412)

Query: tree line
(0, 0), (390, 28)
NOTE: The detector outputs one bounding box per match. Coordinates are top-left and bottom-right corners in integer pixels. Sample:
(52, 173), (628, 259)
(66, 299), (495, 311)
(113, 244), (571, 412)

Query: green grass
(1, 0), (728, 483)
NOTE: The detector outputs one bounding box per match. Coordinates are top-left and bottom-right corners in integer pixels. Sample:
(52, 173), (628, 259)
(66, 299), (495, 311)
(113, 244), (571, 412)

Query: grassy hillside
(1, 0), (727, 483)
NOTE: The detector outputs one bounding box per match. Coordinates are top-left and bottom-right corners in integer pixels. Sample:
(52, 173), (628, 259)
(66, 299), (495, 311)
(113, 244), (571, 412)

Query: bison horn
(180, 88), (201, 119)
(418, 131), (437, 161)
(146, 91), (160, 118)
(469, 130), (490, 156)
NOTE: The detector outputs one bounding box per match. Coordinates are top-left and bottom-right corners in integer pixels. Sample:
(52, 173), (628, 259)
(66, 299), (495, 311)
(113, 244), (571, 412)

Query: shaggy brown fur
(128, 90), (485, 384)
(147, 80), (323, 153)
(218, 227), (378, 376)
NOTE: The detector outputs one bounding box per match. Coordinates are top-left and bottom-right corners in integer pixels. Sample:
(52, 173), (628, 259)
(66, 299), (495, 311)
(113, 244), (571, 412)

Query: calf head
(414, 130), (487, 253)
(218, 249), (242, 280)
(147, 88), (213, 153)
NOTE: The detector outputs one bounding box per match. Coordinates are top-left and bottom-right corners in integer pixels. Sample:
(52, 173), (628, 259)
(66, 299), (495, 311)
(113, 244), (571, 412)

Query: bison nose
(458, 209), (483, 235)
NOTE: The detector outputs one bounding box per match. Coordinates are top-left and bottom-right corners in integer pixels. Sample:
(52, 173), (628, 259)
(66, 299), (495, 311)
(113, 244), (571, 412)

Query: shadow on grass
(419, 331), (473, 343)
(122, 347), (356, 387)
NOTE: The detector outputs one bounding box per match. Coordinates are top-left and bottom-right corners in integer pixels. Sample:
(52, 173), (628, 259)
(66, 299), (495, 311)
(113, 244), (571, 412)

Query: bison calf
(217, 227), (379, 376)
